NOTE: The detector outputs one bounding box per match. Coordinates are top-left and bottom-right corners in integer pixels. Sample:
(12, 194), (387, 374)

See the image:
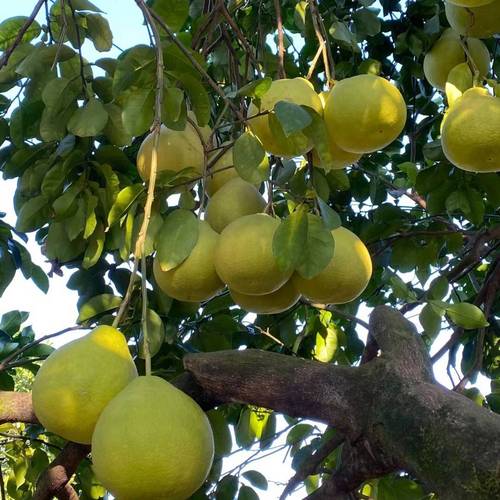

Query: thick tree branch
(33, 443), (90, 500)
(184, 350), (364, 438)
(0, 391), (37, 424)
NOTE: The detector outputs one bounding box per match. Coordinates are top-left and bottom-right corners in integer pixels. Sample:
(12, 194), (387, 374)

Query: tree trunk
(1, 306), (499, 499)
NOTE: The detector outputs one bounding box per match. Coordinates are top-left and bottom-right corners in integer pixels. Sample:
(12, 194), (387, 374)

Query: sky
(0, 1), (493, 499)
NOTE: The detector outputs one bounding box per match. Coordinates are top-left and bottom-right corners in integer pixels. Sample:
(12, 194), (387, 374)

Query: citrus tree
(0, 0), (499, 498)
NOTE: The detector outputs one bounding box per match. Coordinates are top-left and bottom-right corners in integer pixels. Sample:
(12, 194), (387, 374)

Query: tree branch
(183, 349), (364, 437)
(147, 7), (246, 122)
(273, 0), (286, 78)
(34, 443), (90, 500)
(0, 0), (45, 69)
(280, 431), (345, 499)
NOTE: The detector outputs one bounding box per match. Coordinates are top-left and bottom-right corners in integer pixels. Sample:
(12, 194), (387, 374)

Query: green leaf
(82, 222), (105, 269)
(31, 264), (49, 294)
(121, 87), (154, 136)
(329, 21), (358, 50)
(428, 276), (449, 300)
(138, 308), (165, 358)
(86, 14), (113, 52)
(52, 178), (85, 219)
(233, 133), (269, 184)
(151, 0), (189, 32)
(107, 184), (144, 227)
(353, 8), (381, 36)
(16, 43), (75, 78)
(446, 303), (489, 329)
(15, 195), (50, 232)
(296, 214), (334, 279)
(103, 103), (133, 146)
(208, 410), (233, 458)
(77, 293), (122, 323)
(169, 71), (210, 127)
(237, 77), (272, 99)
(69, 0), (103, 12)
(216, 475), (239, 500)
(163, 86), (184, 123)
(45, 221), (85, 262)
(272, 208), (308, 274)
(67, 98), (109, 137)
(155, 209), (199, 271)
(242, 471), (268, 491)
(314, 327), (338, 362)
(317, 198), (341, 230)
(286, 423), (314, 445)
(419, 304), (441, 339)
(274, 101), (312, 137)
(0, 17), (41, 50)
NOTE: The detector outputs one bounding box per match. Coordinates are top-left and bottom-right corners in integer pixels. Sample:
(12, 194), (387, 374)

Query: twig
(112, 260), (139, 328)
(308, 0), (335, 84)
(0, 326), (85, 372)
(0, 462), (5, 500)
(273, 0), (286, 78)
(307, 42), (325, 80)
(218, 0), (262, 76)
(0, 432), (63, 451)
(67, 0), (88, 98)
(132, 0), (166, 376)
(310, 302), (370, 330)
(0, 0), (45, 69)
(280, 431), (345, 499)
(147, 7), (246, 123)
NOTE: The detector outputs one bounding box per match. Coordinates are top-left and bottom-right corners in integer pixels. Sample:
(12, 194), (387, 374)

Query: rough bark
(1, 306), (499, 499)
(33, 443), (90, 500)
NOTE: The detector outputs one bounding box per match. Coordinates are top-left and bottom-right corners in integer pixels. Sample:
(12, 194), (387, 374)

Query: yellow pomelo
(445, 0), (500, 38)
(423, 30), (490, 91)
(312, 88), (362, 170)
(32, 326), (137, 444)
(441, 87), (500, 173)
(323, 74), (407, 154)
(92, 376), (214, 500)
(215, 213), (292, 295)
(293, 226), (372, 304)
(247, 77), (323, 157)
(447, 0), (494, 6)
(206, 146), (239, 196)
(206, 178), (266, 233)
(137, 113), (211, 180)
(230, 279), (300, 314)
(154, 220), (224, 302)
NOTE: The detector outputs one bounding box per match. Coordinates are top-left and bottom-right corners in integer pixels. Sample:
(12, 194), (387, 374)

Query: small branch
(0, 326), (86, 372)
(132, 0), (165, 376)
(218, 0), (262, 76)
(280, 431), (345, 499)
(308, 0), (335, 84)
(67, 0), (88, 98)
(34, 443), (90, 500)
(147, 7), (246, 123)
(112, 260), (139, 328)
(273, 0), (286, 78)
(0, 0), (45, 69)
(307, 42), (325, 80)
(0, 462), (5, 500)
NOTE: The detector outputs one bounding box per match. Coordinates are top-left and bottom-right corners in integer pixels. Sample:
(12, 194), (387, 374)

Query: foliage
(0, 0), (498, 498)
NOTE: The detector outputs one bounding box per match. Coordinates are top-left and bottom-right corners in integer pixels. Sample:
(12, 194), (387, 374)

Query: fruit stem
(140, 255), (152, 376)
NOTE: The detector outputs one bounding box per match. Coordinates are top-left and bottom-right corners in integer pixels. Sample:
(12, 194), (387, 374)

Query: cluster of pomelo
(32, 326), (214, 499)
(423, 1), (500, 173)
(141, 73), (411, 315)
